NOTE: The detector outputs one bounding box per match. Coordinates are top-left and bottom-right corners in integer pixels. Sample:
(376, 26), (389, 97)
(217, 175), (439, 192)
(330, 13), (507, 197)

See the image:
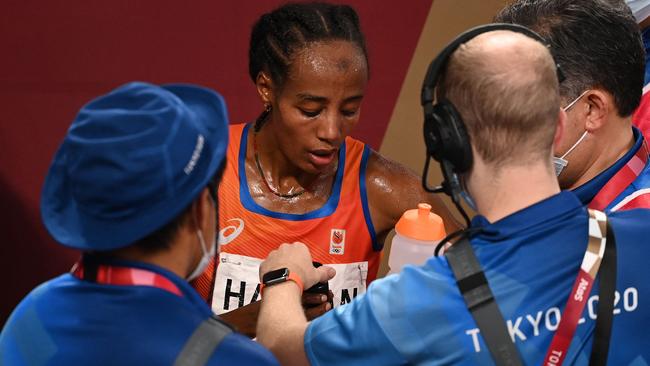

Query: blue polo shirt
(305, 191), (650, 365)
(0, 259), (278, 366)
(573, 127), (650, 211)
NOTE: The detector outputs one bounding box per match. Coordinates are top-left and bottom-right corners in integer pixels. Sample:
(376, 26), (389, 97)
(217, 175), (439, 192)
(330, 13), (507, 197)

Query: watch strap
(260, 270), (304, 294)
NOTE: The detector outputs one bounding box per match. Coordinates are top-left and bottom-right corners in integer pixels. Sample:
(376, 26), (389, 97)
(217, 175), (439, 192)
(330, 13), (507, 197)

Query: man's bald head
(440, 30), (561, 168)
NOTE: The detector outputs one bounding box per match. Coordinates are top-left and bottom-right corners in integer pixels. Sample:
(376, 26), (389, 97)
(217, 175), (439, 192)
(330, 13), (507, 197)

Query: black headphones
(420, 23), (564, 193)
(420, 23), (564, 226)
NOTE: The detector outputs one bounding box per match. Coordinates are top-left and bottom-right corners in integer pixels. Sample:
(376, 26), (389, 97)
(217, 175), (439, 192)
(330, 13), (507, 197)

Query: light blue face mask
(553, 90), (589, 176)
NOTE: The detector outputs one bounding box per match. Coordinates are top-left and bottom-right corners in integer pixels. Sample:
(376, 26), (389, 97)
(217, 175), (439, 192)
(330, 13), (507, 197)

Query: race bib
(212, 252), (368, 314)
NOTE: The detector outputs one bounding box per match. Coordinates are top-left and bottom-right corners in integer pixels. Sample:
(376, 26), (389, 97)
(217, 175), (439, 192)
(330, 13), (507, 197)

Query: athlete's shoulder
(341, 137), (413, 178)
(366, 149), (420, 183)
(364, 150), (427, 209)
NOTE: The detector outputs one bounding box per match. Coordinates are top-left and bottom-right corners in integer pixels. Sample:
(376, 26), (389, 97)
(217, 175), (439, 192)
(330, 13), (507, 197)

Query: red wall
(0, 1), (431, 322)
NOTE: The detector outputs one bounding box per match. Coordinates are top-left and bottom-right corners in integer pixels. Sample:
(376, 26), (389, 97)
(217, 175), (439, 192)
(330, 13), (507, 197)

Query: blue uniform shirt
(0, 259), (278, 366)
(573, 127), (650, 211)
(305, 192), (650, 365)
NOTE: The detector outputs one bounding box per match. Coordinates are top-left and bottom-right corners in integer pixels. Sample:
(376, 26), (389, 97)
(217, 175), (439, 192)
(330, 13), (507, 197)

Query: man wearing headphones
(254, 28), (650, 365)
(0, 82), (278, 365)
(496, 0), (650, 212)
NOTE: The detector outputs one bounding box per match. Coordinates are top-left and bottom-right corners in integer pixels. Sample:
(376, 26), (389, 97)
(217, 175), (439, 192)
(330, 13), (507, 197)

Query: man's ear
(255, 72), (274, 106)
(190, 188), (214, 233)
(583, 89), (610, 132)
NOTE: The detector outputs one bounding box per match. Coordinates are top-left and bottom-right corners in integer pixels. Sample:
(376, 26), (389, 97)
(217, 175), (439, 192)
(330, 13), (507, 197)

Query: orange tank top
(192, 123), (380, 314)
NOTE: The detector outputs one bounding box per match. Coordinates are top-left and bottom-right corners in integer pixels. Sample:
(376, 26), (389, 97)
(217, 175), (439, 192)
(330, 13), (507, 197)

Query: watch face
(262, 268), (290, 286)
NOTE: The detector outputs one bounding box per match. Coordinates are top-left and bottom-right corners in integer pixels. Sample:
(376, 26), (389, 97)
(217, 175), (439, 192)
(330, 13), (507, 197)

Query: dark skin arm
(219, 291), (333, 338)
(366, 150), (460, 246)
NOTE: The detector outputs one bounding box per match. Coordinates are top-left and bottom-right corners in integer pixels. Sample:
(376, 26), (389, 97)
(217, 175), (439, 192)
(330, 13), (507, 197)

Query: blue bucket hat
(41, 82), (228, 251)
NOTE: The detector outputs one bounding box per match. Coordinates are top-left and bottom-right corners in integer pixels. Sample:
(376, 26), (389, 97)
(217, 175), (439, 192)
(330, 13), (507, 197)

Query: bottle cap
(395, 203), (446, 242)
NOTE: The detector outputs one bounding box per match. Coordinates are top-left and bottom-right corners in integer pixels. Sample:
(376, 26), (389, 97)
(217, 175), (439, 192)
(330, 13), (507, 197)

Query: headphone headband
(421, 23), (563, 107)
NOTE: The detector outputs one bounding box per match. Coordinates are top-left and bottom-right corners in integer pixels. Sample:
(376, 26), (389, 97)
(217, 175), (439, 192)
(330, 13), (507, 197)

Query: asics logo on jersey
(219, 218), (244, 245)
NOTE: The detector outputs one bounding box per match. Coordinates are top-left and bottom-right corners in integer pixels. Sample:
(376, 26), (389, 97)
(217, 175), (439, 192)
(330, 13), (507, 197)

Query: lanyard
(71, 260), (183, 297)
(589, 141), (649, 211)
(446, 209), (616, 366)
(542, 209), (610, 366)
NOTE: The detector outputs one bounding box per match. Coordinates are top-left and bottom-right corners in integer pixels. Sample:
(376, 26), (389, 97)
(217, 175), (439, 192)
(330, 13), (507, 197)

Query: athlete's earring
(254, 103), (272, 132)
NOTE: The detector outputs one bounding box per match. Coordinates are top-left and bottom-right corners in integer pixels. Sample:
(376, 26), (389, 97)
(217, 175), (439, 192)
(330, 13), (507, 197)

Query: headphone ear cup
(423, 105), (441, 160)
(432, 101), (473, 173)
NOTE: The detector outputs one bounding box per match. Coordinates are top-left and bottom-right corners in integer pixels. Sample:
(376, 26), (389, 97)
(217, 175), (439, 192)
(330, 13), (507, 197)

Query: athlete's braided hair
(249, 2), (369, 131)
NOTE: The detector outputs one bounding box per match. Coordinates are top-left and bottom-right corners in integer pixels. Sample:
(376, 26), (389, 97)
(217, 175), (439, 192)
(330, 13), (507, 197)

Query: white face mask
(553, 91), (589, 176)
(187, 228), (216, 281)
(187, 193), (218, 281)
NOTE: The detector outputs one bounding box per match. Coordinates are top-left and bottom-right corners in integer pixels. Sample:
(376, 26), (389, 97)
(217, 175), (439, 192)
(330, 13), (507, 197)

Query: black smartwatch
(261, 268), (304, 293)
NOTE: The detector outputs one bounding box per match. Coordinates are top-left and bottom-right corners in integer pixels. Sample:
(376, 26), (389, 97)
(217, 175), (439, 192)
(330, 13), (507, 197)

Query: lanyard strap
(446, 233), (524, 366)
(589, 215), (617, 366)
(71, 260), (183, 297)
(543, 209), (611, 365)
(589, 141), (649, 211)
(446, 209), (617, 366)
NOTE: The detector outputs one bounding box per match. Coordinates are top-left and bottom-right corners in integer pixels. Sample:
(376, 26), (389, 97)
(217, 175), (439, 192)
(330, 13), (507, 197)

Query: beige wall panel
(377, 0), (507, 277)
(380, 0), (507, 221)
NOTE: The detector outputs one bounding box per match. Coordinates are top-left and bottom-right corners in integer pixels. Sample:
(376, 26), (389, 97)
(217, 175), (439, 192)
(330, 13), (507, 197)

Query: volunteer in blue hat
(0, 82), (279, 366)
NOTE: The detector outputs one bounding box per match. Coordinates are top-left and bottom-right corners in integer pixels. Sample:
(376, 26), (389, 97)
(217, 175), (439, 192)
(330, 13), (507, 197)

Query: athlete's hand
(303, 290), (334, 320)
(260, 242), (336, 292)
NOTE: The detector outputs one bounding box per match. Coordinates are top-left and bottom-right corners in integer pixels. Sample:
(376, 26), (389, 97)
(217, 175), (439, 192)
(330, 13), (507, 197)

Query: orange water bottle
(388, 203), (446, 274)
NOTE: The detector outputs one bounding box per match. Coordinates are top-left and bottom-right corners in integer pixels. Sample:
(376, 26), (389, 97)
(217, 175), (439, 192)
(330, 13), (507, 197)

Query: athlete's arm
(365, 150), (460, 245)
(219, 291), (333, 338)
(219, 301), (260, 338)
